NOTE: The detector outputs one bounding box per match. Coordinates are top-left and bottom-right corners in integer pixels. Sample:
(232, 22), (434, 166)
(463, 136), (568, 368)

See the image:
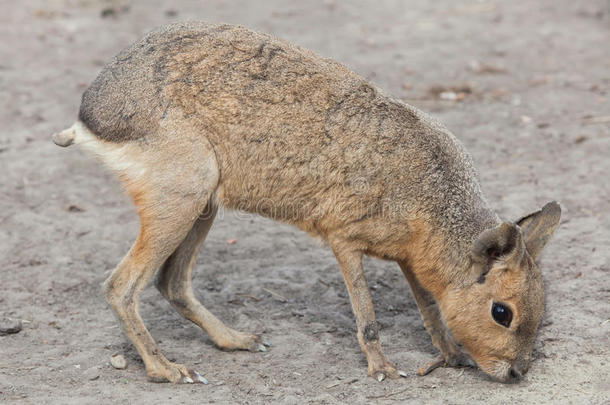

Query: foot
(212, 328), (271, 353)
(417, 354), (473, 376)
(417, 357), (446, 376)
(368, 362), (408, 381)
(147, 361), (209, 384)
(245, 334), (271, 353)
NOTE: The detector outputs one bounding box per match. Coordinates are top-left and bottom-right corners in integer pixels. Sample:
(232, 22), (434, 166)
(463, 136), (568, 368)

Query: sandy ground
(1, 0), (609, 404)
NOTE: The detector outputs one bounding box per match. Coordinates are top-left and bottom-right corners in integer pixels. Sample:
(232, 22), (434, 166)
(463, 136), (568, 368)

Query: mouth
(483, 360), (524, 383)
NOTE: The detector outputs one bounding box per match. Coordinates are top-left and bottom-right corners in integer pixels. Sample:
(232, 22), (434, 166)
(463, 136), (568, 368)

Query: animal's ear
(472, 222), (525, 268)
(516, 201), (561, 260)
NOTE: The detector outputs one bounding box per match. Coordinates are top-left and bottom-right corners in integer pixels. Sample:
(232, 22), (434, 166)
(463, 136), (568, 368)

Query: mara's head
(440, 202), (561, 383)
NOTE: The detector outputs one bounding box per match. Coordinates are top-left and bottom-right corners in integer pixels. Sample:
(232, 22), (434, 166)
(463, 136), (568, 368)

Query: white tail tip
(52, 125), (76, 147)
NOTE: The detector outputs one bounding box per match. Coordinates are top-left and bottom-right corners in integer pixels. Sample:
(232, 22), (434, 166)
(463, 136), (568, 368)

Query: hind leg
(104, 213), (207, 383)
(155, 204), (267, 352)
(97, 129), (219, 383)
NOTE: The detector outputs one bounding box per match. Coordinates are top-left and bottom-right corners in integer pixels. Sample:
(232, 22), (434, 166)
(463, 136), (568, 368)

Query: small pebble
(0, 319), (22, 335)
(110, 354), (127, 370)
(84, 367), (101, 381)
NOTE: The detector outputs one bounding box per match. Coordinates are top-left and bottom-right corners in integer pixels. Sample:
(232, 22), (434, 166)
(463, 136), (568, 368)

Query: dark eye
(491, 302), (513, 327)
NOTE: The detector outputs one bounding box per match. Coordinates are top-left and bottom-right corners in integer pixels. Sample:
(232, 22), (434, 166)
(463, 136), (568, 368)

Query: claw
(183, 376), (194, 384)
(263, 340), (272, 347)
(376, 373), (386, 382)
(194, 371), (209, 384)
(418, 358), (446, 376)
(398, 370), (408, 378)
(257, 344), (267, 352)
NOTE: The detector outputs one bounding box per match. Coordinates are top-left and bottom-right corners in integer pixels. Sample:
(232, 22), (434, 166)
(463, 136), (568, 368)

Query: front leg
(398, 261), (473, 374)
(331, 243), (407, 381)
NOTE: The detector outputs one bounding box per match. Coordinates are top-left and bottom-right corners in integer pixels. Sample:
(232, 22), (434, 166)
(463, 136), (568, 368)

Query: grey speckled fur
(79, 21), (498, 255)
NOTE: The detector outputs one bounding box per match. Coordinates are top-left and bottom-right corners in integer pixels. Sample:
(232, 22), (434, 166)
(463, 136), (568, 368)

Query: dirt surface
(1, 0), (609, 404)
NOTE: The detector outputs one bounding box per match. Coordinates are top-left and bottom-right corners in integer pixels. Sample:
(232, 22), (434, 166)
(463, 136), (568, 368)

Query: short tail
(52, 124), (77, 147)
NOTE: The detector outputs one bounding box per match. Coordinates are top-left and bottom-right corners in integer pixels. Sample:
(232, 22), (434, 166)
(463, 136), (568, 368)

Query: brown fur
(57, 22), (561, 383)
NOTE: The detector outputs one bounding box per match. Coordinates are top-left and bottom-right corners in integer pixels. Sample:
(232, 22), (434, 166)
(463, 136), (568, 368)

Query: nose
(507, 360), (529, 383)
(508, 367), (522, 382)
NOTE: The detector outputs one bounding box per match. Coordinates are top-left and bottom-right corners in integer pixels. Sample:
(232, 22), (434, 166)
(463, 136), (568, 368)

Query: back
(79, 21), (361, 143)
(79, 22), (495, 246)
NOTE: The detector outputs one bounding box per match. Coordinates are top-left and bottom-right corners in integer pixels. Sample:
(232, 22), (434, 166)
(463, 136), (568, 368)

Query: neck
(402, 204), (500, 300)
